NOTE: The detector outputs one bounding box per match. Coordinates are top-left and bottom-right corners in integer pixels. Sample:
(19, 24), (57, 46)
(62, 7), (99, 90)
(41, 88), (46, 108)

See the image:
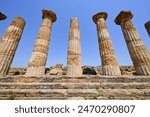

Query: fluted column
(92, 12), (121, 76)
(0, 17), (25, 76)
(115, 11), (150, 75)
(25, 9), (57, 76)
(145, 21), (150, 37)
(0, 12), (7, 48)
(66, 18), (82, 76)
(0, 12), (7, 21)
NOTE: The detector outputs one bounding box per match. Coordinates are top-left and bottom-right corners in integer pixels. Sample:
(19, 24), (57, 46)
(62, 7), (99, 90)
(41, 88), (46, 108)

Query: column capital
(115, 11), (133, 25)
(145, 21), (150, 28)
(42, 9), (57, 22)
(0, 12), (7, 20)
(92, 12), (108, 24)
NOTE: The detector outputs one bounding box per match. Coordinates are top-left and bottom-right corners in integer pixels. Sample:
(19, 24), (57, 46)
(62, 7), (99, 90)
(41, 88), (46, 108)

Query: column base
(0, 74), (6, 77)
(135, 65), (150, 76)
(102, 65), (121, 76)
(66, 65), (82, 76)
(25, 66), (45, 76)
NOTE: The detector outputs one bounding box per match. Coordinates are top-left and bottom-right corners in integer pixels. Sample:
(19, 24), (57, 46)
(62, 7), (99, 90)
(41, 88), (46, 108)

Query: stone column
(0, 12), (7, 21)
(25, 9), (57, 76)
(115, 11), (150, 75)
(92, 12), (121, 76)
(0, 17), (25, 76)
(0, 12), (7, 47)
(66, 18), (82, 76)
(145, 21), (150, 37)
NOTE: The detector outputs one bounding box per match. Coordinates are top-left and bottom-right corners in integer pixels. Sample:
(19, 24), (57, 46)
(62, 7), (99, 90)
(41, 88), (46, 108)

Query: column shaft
(0, 17), (25, 76)
(25, 9), (56, 76)
(115, 11), (150, 75)
(67, 18), (82, 76)
(0, 12), (7, 47)
(93, 12), (121, 76)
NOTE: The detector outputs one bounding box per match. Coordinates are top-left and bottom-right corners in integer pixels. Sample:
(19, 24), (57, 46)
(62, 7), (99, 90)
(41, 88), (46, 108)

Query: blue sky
(0, 0), (150, 67)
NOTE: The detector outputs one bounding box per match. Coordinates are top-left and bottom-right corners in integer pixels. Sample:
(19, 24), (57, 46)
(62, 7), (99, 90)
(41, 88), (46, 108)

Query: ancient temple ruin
(0, 10), (150, 77)
(0, 9), (150, 100)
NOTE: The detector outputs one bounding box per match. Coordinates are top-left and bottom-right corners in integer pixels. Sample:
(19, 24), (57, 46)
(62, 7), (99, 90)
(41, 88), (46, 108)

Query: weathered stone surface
(0, 76), (150, 100)
(0, 10), (150, 100)
(0, 12), (7, 20)
(93, 12), (121, 76)
(67, 97), (85, 100)
(0, 17), (25, 76)
(1, 75), (150, 83)
(48, 64), (63, 75)
(145, 21), (150, 37)
(120, 66), (135, 75)
(67, 18), (82, 76)
(9, 68), (26, 75)
(49, 68), (63, 75)
(115, 11), (133, 25)
(115, 11), (150, 76)
(7, 66), (135, 76)
(55, 64), (63, 68)
(26, 9), (57, 76)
